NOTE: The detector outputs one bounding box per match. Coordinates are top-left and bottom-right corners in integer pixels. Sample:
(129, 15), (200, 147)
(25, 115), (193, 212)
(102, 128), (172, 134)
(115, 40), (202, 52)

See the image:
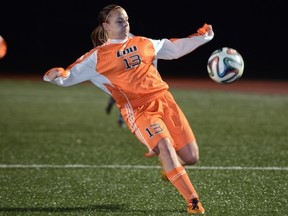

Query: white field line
(0, 164), (287, 171)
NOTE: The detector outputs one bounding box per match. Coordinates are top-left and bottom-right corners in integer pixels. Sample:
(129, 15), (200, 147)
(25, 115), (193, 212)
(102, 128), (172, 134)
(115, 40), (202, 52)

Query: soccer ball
(207, 47), (244, 84)
(0, 35), (7, 59)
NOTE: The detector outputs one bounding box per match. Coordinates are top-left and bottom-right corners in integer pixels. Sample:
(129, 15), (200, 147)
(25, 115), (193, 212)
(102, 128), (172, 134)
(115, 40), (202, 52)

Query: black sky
(1, 0), (287, 80)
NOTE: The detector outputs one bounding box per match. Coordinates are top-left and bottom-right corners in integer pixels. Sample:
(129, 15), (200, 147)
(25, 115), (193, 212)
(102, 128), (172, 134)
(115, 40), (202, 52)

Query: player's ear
(102, 22), (109, 32)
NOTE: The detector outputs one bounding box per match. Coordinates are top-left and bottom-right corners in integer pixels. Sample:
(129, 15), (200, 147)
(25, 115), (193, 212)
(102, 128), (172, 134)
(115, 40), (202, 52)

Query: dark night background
(1, 0), (287, 80)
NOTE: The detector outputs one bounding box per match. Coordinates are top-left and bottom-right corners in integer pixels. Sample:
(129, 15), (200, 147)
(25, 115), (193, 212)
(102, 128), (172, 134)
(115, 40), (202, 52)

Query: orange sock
(165, 166), (199, 203)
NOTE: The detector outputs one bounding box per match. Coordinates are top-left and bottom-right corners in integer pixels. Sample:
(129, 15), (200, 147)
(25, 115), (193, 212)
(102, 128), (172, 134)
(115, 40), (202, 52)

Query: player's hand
(45, 67), (65, 81)
(198, 23), (214, 37)
(206, 24), (214, 37)
(188, 23), (214, 38)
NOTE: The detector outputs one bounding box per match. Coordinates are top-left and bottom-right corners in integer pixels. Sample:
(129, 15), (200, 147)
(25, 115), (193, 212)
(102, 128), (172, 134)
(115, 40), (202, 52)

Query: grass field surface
(0, 79), (287, 216)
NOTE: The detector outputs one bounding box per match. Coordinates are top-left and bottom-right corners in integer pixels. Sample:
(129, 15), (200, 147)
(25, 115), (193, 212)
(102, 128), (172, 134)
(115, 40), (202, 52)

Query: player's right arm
(43, 67), (70, 85)
(43, 49), (98, 86)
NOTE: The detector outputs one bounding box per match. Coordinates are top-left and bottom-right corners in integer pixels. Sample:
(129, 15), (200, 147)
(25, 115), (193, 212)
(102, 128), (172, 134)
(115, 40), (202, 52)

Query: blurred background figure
(0, 35), (7, 59)
(105, 96), (125, 128)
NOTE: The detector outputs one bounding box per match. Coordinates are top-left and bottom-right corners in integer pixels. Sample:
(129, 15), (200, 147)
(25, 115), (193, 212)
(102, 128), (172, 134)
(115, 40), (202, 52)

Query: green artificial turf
(0, 79), (287, 216)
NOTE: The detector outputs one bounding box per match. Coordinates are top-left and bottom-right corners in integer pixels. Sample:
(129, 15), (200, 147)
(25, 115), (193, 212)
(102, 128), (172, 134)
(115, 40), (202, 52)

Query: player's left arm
(157, 23), (214, 60)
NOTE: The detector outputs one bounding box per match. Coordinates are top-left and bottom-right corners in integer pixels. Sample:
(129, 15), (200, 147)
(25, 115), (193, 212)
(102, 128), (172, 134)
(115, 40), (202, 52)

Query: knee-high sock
(165, 166), (199, 203)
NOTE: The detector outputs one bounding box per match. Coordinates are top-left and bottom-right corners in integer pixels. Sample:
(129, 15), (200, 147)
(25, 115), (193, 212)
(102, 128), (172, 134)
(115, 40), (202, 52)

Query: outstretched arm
(43, 50), (98, 86)
(43, 67), (70, 85)
(157, 23), (214, 60)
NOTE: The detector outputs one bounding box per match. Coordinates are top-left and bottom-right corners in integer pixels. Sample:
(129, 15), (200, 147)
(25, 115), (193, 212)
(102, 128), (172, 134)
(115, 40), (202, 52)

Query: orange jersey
(44, 29), (213, 110)
(90, 36), (169, 108)
(43, 25), (214, 152)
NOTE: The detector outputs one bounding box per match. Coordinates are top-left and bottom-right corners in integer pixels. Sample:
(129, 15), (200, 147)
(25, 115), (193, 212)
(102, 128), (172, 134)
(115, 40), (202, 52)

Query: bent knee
(177, 142), (200, 165)
(184, 155), (199, 165)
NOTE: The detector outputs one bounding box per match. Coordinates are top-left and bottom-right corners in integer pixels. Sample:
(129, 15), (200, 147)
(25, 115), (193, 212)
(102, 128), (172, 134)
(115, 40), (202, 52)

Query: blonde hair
(91, 4), (122, 47)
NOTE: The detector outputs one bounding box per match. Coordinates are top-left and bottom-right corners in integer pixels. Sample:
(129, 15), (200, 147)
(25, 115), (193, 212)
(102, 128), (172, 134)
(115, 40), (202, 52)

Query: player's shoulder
(130, 35), (148, 40)
(129, 36), (156, 44)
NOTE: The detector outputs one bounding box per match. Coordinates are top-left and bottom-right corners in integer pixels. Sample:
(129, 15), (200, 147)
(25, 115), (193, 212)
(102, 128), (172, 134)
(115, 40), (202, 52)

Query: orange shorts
(121, 91), (196, 152)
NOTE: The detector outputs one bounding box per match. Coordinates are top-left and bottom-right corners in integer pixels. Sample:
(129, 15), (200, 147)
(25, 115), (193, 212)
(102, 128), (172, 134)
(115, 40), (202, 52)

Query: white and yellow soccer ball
(207, 47), (244, 84)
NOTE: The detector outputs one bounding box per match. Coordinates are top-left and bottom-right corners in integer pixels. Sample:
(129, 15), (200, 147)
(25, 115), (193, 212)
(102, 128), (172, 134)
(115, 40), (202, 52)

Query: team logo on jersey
(116, 46), (137, 58)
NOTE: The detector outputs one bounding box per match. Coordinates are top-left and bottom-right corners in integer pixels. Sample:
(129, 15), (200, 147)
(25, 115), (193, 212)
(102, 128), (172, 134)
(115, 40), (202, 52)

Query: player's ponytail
(91, 25), (107, 47)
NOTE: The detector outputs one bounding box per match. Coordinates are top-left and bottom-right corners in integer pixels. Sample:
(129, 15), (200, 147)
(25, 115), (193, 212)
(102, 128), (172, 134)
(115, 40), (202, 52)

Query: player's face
(105, 8), (130, 40)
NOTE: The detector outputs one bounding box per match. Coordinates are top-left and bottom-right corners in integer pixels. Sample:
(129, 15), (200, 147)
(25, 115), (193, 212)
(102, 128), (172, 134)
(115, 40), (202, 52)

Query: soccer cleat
(187, 198), (205, 214)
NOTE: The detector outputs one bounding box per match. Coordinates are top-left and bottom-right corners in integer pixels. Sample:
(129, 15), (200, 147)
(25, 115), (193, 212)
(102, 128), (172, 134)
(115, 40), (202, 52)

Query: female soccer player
(44, 4), (214, 214)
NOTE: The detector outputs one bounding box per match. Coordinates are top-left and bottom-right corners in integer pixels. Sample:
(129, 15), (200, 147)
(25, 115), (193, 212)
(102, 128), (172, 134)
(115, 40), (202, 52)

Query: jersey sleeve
(156, 23), (214, 60)
(43, 50), (98, 86)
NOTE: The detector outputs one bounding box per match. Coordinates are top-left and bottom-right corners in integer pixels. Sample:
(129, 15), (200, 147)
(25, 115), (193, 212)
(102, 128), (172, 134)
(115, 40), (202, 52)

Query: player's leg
(106, 96), (115, 114)
(154, 138), (204, 214)
(118, 112), (126, 128)
(160, 141), (199, 181)
(159, 92), (204, 214)
(163, 92), (200, 166)
(121, 93), (204, 214)
(176, 141), (199, 166)
(106, 96), (126, 128)
(160, 140), (199, 180)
